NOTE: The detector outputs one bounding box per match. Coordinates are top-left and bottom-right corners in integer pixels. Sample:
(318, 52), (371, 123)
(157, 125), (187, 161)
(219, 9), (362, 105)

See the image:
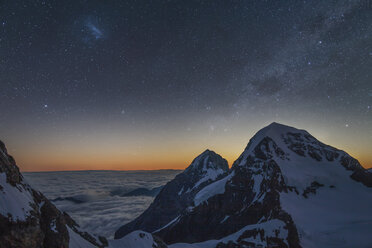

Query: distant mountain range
(1, 122), (372, 248)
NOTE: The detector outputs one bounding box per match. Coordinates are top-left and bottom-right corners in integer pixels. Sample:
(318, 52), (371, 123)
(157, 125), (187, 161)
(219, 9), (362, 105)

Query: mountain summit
(233, 122), (371, 188)
(115, 149), (228, 239)
(116, 122), (372, 248)
(185, 149), (229, 174)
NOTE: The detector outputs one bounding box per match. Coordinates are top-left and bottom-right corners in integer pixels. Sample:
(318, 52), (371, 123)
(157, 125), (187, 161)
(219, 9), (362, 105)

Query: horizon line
(22, 168), (184, 173)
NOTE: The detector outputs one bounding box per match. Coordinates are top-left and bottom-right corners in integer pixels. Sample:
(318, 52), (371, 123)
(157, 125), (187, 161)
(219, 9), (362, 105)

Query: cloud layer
(24, 170), (180, 238)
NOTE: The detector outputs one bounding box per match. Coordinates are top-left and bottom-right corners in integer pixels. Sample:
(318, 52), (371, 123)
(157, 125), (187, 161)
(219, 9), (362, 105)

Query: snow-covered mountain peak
(262, 122), (306, 134)
(233, 122), (344, 168)
(252, 122), (309, 142)
(115, 149), (229, 239)
(239, 122), (307, 156)
(230, 122), (372, 191)
(185, 149), (228, 174)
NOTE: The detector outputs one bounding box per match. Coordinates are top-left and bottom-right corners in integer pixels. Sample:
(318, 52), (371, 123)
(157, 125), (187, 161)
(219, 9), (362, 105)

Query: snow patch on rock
(169, 219), (288, 248)
(153, 215), (180, 233)
(194, 171), (234, 206)
(110, 231), (158, 248)
(280, 171), (372, 248)
(0, 173), (34, 221)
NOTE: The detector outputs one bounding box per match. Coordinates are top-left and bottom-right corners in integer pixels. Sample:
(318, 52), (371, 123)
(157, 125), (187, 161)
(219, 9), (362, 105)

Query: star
(2, 0), (372, 172)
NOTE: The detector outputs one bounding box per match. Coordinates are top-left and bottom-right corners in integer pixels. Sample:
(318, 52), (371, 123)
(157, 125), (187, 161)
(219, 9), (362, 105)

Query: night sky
(1, 0), (372, 171)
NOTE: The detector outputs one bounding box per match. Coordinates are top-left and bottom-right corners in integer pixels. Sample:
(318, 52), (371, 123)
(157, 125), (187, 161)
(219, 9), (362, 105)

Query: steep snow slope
(0, 172), (34, 221)
(234, 122), (371, 188)
(234, 123), (372, 247)
(194, 171), (234, 206)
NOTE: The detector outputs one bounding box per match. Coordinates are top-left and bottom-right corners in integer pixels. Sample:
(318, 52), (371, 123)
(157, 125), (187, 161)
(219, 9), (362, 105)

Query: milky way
(0, 0), (371, 170)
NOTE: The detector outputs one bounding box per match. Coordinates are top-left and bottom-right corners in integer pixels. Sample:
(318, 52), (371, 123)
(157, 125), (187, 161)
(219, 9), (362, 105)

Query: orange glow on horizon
(6, 120), (372, 172)
(16, 148), (372, 172)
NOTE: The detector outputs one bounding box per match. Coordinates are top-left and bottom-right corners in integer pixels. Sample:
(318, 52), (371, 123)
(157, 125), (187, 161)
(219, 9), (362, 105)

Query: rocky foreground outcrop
(0, 140), (167, 248)
(116, 122), (372, 248)
(0, 140), (107, 248)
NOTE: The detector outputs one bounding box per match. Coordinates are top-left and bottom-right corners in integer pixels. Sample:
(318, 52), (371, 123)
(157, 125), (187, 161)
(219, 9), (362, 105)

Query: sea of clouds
(23, 170), (180, 239)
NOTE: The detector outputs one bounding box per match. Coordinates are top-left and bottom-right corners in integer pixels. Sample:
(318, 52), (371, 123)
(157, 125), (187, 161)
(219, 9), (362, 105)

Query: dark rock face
(282, 132), (340, 162)
(0, 140), (22, 186)
(340, 155), (372, 187)
(0, 140), (106, 248)
(151, 234), (168, 248)
(155, 143), (300, 247)
(114, 149), (229, 239)
(282, 130), (372, 187)
(302, 181), (324, 198)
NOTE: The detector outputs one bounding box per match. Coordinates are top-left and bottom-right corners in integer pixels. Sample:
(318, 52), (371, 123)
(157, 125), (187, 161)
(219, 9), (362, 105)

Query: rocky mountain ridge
(117, 122), (372, 248)
(115, 149), (229, 239)
(0, 140), (108, 248)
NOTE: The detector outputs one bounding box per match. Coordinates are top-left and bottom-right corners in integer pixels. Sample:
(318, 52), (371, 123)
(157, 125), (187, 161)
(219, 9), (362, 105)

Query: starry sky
(1, 0), (372, 171)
